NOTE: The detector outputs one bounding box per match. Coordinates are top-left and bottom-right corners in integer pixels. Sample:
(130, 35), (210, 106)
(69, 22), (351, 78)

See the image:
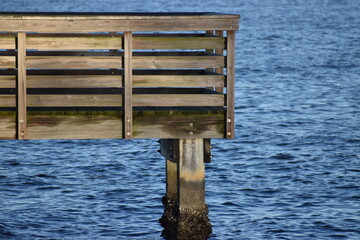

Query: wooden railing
(0, 12), (239, 140)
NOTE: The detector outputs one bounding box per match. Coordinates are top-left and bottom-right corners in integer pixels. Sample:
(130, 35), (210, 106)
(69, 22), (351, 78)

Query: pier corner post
(159, 139), (212, 240)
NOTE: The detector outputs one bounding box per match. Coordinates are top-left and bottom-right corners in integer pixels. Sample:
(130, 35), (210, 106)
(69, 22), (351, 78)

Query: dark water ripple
(1, 0), (360, 239)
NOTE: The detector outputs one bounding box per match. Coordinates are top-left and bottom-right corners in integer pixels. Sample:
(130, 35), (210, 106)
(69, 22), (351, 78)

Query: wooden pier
(0, 12), (239, 239)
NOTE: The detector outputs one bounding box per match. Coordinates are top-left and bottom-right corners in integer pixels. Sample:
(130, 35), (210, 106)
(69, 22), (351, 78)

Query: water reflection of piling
(159, 139), (212, 240)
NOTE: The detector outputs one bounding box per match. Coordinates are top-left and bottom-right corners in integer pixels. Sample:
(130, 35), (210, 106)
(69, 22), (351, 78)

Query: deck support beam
(159, 139), (212, 240)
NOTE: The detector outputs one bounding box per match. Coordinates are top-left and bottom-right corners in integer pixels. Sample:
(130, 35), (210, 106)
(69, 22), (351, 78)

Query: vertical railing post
(124, 32), (133, 139)
(17, 32), (27, 140)
(226, 30), (235, 139)
(215, 30), (224, 93)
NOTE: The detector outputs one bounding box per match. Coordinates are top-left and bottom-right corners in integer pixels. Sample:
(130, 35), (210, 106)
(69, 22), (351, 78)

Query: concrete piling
(159, 139), (212, 240)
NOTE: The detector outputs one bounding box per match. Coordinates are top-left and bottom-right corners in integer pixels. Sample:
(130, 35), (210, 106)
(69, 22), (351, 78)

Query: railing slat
(0, 35), (15, 49)
(27, 36), (123, 50)
(0, 76), (16, 88)
(26, 56), (123, 69)
(0, 95), (16, 107)
(133, 94), (224, 107)
(133, 75), (224, 88)
(0, 56), (16, 68)
(27, 95), (122, 107)
(132, 56), (225, 69)
(133, 37), (224, 49)
(27, 75), (122, 88)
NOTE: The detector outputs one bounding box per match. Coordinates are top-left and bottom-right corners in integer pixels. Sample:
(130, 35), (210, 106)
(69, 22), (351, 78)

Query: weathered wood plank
(226, 30), (235, 139)
(27, 112), (122, 139)
(0, 56), (16, 68)
(0, 95), (16, 107)
(27, 75), (122, 88)
(0, 76), (16, 88)
(132, 55), (225, 69)
(133, 37), (225, 49)
(17, 32), (27, 139)
(133, 111), (225, 139)
(0, 112), (16, 139)
(21, 109), (225, 139)
(26, 36), (123, 50)
(133, 94), (224, 107)
(215, 30), (224, 93)
(0, 18), (239, 32)
(0, 36), (15, 49)
(0, 13), (240, 20)
(133, 74), (224, 88)
(27, 95), (122, 107)
(26, 56), (123, 69)
(124, 32), (133, 139)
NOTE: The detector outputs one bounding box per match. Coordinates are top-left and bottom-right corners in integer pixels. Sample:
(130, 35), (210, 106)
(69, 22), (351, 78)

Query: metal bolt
(20, 131), (25, 137)
(20, 119), (24, 123)
(227, 118), (232, 123)
(189, 131), (194, 136)
(126, 132), (131, 136)
(210, 145), (213, 149)
(127, 118), (130, 123)
(210, 155), (213, 159)
(189, 122), (194, 127)
(227, 132), (232, 136)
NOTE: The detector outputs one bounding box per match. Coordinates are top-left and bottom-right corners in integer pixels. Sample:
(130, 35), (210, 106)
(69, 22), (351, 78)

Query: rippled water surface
(1, 0), (360, 239)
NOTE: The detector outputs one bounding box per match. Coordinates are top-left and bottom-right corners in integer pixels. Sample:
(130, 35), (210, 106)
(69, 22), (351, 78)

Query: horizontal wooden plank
(133, 94), (224, 107)
(27, 112), (122, 139)
(133, 74), (224, 87)
(133, 110), (225, 139)
(0, 18), (239, 32)
(22, 108), (225, 139)
(0, 56), (16, 68)
(28, 75), (122, 88)
(25, 55), (223, 69)
(0, 13), (240, 20)
(27, 36), (123, 50)
(0, 76), (16, 88)
(0, 36), (15, 49)
(133, 37), (225, 49)
(132, 55), (225, 69)
(0, 112), (16, 139)
(0, 95), (16, 107)
(26, 56), (123, 69)
(27, 95), (122, 107)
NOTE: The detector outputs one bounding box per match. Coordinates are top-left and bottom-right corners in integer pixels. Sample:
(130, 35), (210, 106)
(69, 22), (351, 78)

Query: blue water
(1, 0), (360, 239)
